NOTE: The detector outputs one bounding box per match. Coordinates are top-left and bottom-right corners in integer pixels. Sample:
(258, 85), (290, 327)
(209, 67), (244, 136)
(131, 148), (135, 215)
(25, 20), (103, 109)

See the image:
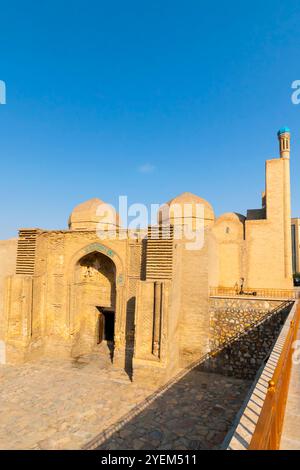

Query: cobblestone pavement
(97, 369), (251, 450)
(0, 348), (153, 450)
(0, 350), (251, 450)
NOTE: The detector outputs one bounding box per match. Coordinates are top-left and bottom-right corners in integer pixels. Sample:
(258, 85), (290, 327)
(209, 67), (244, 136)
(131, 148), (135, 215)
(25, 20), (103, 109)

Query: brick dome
(158, 192), (214, 226)
(68, 198), (120, 231)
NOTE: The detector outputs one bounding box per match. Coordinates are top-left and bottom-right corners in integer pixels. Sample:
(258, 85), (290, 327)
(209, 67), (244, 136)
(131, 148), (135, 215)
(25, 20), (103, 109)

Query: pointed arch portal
(68, 243), (125, 360)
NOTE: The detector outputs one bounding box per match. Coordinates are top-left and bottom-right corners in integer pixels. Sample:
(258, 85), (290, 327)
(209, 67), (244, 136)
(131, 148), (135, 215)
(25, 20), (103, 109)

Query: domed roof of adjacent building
(216, 212), (245, 224)
(71, 197), (104, 213)
(213, 212), (245, 241)
(158, 192), (214, 225)
(68, 198), (120, 230)
(166, 191), (214, 210)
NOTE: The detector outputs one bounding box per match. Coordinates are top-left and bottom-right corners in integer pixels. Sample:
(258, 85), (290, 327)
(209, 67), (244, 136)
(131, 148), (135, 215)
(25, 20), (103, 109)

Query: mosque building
(0, 128), (296, 382)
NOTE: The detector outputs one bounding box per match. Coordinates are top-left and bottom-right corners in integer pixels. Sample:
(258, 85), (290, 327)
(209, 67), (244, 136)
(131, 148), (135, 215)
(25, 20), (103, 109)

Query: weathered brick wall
(202, 297), (292, 379)
(245, 157), (293, 290)
(0, 239), (17, 341)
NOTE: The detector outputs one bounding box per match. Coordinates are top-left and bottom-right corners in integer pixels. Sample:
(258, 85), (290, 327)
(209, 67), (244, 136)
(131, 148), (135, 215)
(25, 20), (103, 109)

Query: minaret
(278, 127), (291, 158)
(277, 127), (292, 281)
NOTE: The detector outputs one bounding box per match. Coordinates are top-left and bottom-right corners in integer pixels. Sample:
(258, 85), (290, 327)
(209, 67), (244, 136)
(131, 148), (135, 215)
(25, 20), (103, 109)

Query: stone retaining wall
(203, 297), (292, 379)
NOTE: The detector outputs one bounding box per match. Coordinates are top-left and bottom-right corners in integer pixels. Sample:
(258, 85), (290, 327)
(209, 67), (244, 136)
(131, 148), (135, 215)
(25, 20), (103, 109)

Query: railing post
(267, 380), (277, 449)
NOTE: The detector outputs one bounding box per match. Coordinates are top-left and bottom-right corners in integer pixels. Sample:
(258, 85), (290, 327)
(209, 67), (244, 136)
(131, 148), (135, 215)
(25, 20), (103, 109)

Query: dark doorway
(97, 307), (115, 343)
(103, 309), (115, 341)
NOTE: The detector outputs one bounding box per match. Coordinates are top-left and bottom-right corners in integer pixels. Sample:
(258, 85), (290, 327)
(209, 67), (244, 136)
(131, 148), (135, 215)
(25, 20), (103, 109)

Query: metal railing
(210, 286), (300, 300)
(249, 302), (300, 450)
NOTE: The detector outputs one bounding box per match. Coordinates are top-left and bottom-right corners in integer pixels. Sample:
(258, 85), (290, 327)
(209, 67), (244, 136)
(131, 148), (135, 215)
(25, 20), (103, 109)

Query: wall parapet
(210, 286), (300, 300)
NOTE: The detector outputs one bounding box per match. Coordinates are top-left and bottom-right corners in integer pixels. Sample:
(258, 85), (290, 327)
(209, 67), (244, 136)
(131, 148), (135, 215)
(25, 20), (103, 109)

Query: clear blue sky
(1, 0), (300, 239)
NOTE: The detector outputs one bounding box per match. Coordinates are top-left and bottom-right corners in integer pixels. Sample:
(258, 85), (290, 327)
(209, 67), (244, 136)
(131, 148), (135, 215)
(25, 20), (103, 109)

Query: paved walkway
(280, 326), (300, 450)
(97, 369), (251, 450)
(0, 350), (251, 450)
(0, 349), (153, 450)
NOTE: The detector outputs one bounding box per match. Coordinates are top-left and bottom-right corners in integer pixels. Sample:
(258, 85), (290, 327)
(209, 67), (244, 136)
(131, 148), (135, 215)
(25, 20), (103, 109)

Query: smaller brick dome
(68, 198), (120, 231)
(158, 192), (214, 226)
(216, 212), (245, 223)
(213, 212), (245, 241)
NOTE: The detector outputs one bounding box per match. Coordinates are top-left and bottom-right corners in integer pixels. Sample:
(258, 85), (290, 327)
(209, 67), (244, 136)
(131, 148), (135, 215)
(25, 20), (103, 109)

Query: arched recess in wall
(67, 242), (125, 350)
